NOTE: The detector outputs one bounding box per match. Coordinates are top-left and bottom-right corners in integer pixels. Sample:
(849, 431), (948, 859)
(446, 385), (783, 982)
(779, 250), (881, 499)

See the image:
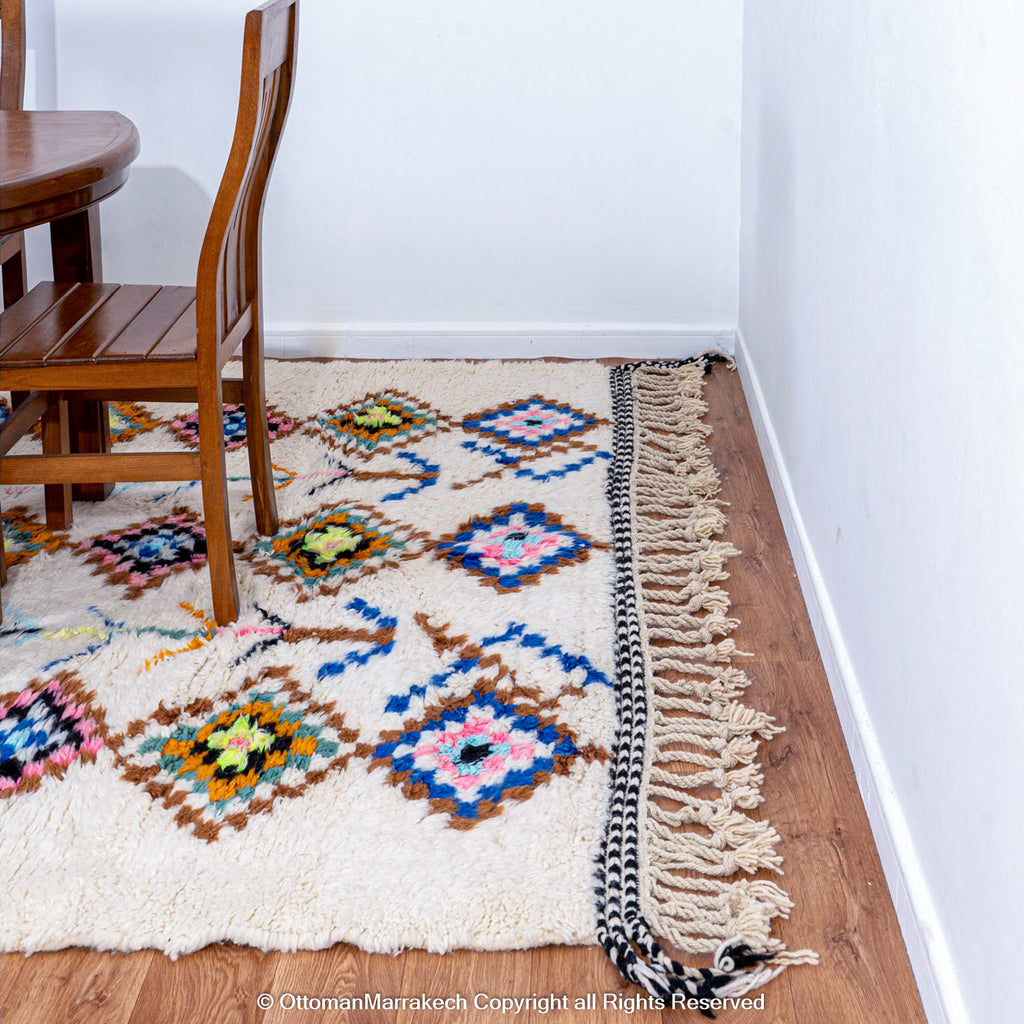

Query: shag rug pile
(0, 357), (814, 1002)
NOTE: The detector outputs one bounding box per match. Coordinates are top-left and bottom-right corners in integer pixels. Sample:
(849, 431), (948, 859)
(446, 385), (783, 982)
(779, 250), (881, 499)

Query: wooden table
(0, 109), (140, 503)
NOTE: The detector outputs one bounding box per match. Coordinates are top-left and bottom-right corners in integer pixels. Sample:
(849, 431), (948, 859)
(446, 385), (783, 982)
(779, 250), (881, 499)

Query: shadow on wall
(95, 166), (214, 286)
(20, 8), (212, 291)
(26, 167), (213, 288)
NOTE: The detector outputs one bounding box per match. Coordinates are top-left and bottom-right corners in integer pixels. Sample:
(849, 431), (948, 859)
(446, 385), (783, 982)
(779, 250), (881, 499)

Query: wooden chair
(0, 0), (299, 624)
(1, 0), (28, 307)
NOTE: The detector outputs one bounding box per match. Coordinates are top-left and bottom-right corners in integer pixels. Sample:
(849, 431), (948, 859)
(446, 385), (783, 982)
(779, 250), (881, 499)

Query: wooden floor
(0, 364), (927, 1023)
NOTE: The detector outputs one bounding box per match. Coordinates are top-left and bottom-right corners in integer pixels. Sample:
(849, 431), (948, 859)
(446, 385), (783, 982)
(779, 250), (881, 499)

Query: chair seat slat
(148, 299), (198, 360)
(44, 284), (162, 363)
(96, 285), (197, 360)
(1, 283), (119, 365)
(0, 281), (79, 355)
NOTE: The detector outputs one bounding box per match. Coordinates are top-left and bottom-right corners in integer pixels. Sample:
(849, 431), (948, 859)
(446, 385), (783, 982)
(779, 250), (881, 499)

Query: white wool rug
(0, 357), (814, 1002)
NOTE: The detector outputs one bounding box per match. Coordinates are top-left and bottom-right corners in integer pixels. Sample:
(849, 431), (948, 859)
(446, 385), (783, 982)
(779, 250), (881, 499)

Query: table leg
(1, 232), (28, 307)
(50, 205), (114, 501)
(51, 206), (103, 281)
(3, 238), (30, 469)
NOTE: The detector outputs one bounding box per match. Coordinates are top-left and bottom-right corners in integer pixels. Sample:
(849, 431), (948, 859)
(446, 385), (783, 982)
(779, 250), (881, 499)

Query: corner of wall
(733, 328), (970, 1024)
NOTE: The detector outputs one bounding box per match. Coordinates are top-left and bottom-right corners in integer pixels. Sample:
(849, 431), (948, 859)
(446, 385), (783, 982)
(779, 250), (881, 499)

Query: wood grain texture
(126, 945), (275, 1024)
(0, 451), (202, 485)
(50, 206), (104, 286)
(1, 238), (28, 309)
(0, 282), (78, 353)
(0, 111), (138, 234)
(0, 361), (927, 1023)
(39, 392), (71, 528)
(0, 283), (196, 367)
(266, 946), (404, 1024)
(1, 0), (26, 113)
(398, 950), (533, 1024)
(0, 949), (153, 1024)
(2, 360), (199, 391)
(96, 287), (196, 361)
(1, 284), (119, 364)
(529, 946), (665, 1023)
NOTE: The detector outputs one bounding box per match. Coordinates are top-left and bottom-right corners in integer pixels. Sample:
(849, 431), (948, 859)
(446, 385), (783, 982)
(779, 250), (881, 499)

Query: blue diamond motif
(462, 396), (597, 450)
(367, 687), (580, 828)
(435, 502), (596, 591)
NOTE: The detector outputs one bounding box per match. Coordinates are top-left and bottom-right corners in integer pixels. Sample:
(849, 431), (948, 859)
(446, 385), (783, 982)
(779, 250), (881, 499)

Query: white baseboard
(264, 323), (737, 360)
(734, 329), (968, 1024)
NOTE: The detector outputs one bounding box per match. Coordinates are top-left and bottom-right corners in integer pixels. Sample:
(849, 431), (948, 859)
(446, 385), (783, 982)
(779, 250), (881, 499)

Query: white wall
(48, 0), (742, 355)
(739, 3), (1024, 1023)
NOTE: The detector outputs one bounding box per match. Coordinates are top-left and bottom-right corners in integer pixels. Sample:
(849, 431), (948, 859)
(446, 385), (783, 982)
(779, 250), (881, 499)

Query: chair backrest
(1, 0), (26, 110)
(196, 0), (298, 366)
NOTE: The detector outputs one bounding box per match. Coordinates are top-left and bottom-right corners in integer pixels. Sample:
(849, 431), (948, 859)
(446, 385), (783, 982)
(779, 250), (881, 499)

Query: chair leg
(41, 393), (73, 530)
(242, 310), (279, 536)
(198, 381), (239, 625)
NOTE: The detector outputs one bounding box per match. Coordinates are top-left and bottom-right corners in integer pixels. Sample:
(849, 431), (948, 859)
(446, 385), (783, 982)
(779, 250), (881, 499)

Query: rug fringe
(597, 354), (816, 1016)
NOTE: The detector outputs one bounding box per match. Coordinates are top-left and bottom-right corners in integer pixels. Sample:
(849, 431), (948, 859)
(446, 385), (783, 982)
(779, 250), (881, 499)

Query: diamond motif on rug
(108, 402), (161, 443)
(245, 503), (429, 597)
(76, 509), (207, 598)
(435, 502), (597, 591)
(114, 667), (358, 842)
(311, 392), (439, 455)
(462, 396), (599, 452)
(169, 403), (296, 450)
(364, 686), (582, 829)
(1, 506), (68, 567)
(0, 673), (107, 798)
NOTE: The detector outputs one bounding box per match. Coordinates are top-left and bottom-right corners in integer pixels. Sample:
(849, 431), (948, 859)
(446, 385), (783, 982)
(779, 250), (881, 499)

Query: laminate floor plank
(0, 954), (26, 1005)
(527, 945), (663, 1023)
(397, 950), (532, 1024)
(0, 949), (152, 1024)
(265, 945), (403, 1024)
(126, 945), (277, 1024)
